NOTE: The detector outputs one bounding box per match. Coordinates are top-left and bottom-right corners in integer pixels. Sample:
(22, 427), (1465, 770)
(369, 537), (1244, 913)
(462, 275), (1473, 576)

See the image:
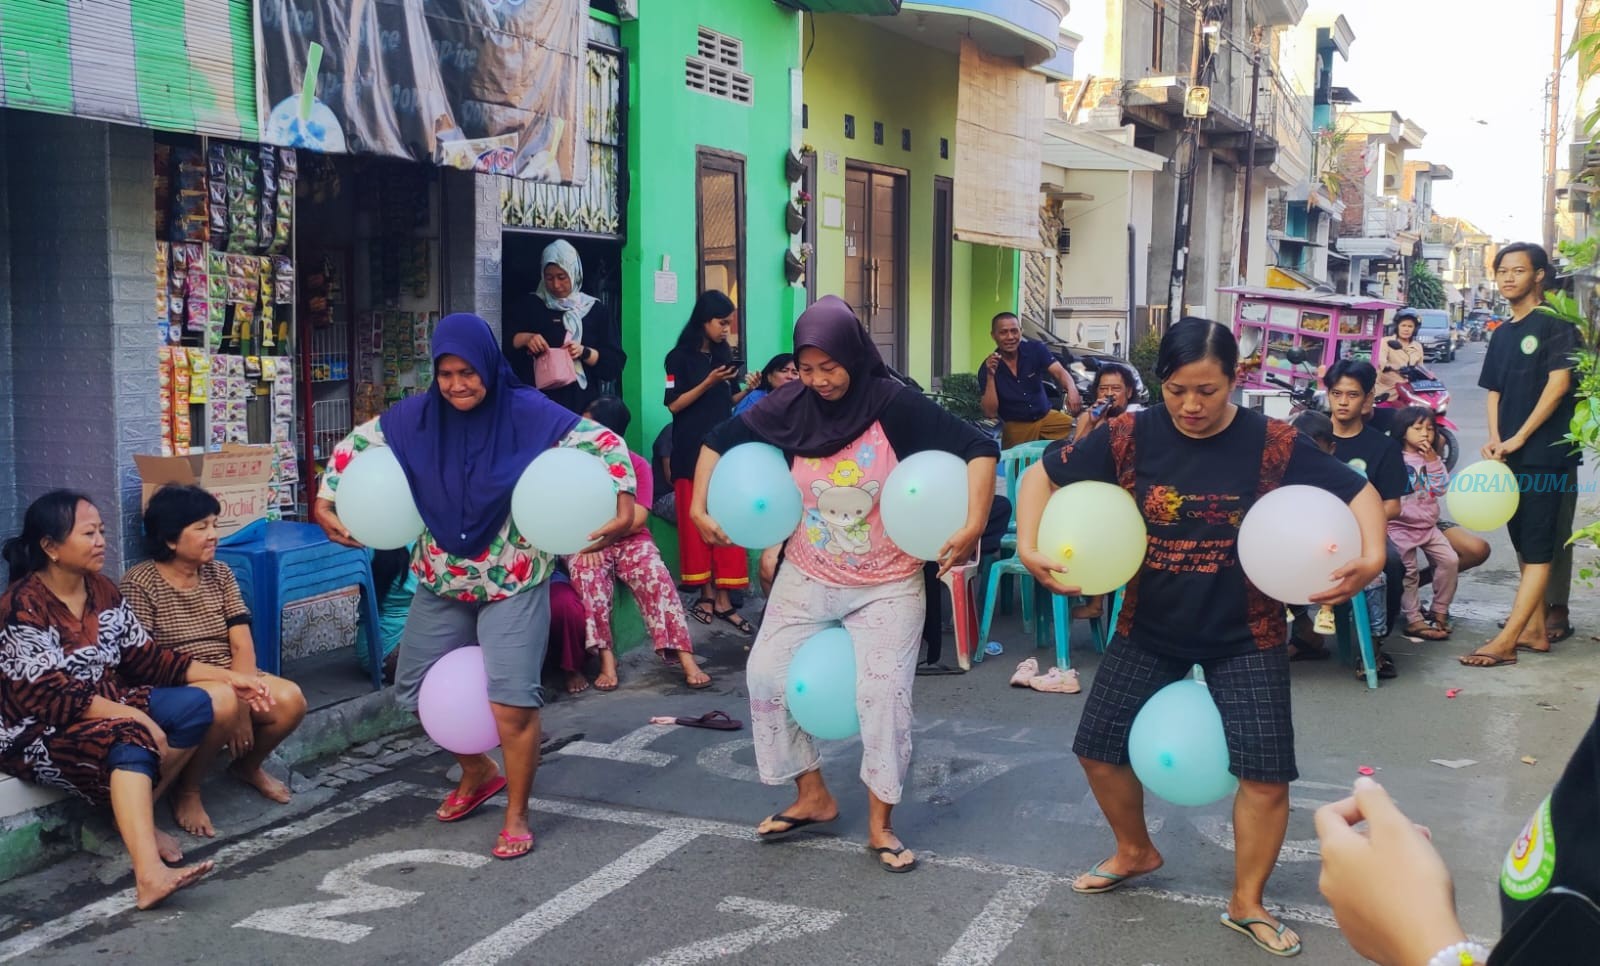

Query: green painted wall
(620, 3), (803, 458)
(802, 19), (1022, 384)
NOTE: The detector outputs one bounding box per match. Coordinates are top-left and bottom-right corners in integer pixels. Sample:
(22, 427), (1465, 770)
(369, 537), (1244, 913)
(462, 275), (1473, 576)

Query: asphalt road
(0, 340), (1595, 965)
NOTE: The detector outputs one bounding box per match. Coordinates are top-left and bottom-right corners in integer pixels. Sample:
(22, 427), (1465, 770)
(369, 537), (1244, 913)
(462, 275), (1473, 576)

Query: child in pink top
(1386, 406), (1458, 641)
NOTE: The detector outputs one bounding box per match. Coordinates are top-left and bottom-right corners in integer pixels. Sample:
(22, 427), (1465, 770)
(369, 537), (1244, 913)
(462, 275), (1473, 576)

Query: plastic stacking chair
(1330, 588), (1380, 689)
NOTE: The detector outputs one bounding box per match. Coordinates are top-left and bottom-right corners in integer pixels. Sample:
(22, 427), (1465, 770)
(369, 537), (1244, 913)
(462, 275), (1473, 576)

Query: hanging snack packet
(272, 256), (294, 302)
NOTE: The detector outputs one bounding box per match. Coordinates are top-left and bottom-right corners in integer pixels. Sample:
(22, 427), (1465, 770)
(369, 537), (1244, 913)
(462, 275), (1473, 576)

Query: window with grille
(686, 26), (754, 105)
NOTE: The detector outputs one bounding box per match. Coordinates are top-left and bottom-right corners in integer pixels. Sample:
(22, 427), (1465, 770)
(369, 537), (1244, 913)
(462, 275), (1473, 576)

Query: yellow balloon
(1037, 481), (1148, 595)
(1446, 460), (1521, 532)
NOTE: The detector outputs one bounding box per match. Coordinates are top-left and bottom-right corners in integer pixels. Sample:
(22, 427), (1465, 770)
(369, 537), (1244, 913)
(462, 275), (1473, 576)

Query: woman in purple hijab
(691, 296), (999, 873)
(313, 313), (637, 860)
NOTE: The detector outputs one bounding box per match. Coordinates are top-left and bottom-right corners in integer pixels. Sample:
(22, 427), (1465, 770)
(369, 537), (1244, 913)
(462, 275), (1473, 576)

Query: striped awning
(0, 0), (257, 140)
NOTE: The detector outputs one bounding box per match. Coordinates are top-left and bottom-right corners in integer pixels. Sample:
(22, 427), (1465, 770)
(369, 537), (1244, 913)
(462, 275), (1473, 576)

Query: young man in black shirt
(1319, 359), (1410, 676)
(1463, 243), (1583, 669)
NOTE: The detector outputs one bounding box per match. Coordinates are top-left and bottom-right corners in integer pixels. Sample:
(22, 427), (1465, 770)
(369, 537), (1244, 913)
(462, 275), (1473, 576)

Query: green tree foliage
(1406, 261), (1446, 310)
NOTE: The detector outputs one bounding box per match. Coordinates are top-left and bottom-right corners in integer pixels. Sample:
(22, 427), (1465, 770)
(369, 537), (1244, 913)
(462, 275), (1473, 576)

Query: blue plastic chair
(1330, 589), (1380, 689)
(217, 520), (385, 689)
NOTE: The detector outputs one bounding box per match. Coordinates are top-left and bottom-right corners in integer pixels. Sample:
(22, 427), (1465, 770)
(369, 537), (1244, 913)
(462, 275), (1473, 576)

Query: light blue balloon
(708, 443), (803, 549)
(335, 447), (424, 550)
(1127, 679), (1238, 806)
(511, 448), (617, 555)
(785, 627), (860, 740)
(880, 450), (970, 561)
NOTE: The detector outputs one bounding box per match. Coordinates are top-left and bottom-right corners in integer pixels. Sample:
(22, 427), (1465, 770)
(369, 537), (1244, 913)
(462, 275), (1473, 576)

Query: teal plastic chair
(1330, 589), (1380, 689)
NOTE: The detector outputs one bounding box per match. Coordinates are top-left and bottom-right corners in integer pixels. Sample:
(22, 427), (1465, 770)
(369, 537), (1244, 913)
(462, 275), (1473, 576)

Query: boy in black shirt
(1323, 359), (1410, 677)
(1463, 243), (1582, 669)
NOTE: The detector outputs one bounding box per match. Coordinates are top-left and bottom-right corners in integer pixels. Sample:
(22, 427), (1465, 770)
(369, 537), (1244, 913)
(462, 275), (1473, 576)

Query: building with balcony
(1059, 0), (1311, 329)
(1330, 109), (1431, 299)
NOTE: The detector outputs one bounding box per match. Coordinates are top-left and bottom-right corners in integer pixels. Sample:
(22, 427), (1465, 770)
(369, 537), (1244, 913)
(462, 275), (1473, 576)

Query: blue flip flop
(1070, 860), (1149, 894)
(1220, 913), (1303, 958)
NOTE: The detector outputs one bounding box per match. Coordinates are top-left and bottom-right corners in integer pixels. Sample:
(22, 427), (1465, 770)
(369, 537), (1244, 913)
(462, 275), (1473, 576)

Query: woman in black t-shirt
(664, 291), (756, 632)
(503, 240), (625, 414)
(1015, 318), (1388, 959)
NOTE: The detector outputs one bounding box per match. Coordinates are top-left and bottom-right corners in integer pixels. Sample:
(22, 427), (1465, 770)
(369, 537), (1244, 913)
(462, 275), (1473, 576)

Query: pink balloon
(417, 646), (500, 755)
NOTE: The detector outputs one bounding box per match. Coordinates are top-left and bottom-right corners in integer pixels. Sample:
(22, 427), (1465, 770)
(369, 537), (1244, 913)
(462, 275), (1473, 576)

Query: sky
(1329, 0), (1574, 244)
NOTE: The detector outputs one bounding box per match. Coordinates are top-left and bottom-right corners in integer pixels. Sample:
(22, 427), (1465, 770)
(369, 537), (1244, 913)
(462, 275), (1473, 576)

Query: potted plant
(786, 201), (806, 234)
(785, 148), (806, 182)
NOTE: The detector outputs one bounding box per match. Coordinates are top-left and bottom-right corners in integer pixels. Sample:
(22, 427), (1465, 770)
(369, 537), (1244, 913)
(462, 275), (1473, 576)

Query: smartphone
(1491, 888), (1600, 965)
(729, 356), (747, 382)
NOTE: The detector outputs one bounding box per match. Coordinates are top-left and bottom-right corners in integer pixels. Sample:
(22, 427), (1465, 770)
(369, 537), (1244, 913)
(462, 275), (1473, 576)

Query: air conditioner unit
(1057, 228), (1071, 254)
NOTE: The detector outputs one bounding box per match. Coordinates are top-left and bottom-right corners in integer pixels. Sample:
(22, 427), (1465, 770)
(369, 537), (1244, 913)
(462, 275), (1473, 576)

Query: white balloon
(1237, 485), (1361, 605)
(511, 448), (617, 555)
(335, 447), (424, 550)
(880, 451), (970, 561)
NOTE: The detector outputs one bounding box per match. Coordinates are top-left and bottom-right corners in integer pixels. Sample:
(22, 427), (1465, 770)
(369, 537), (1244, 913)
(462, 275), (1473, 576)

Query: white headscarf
(534, 239), (599, 389)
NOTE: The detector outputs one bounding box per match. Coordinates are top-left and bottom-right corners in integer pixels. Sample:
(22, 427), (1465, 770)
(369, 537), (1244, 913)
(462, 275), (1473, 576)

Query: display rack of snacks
(300, 250), (355, 497)
(152, 136), (301, 516)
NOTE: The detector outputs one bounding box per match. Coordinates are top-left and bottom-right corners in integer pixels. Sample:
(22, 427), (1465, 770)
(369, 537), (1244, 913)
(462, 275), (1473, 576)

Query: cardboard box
(134, 444), (277, 536)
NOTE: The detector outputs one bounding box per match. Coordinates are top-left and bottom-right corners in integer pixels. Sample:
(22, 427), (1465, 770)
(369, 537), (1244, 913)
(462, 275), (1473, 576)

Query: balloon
(1128, 679), (1238, 806)
(1036, 481), (1148, 595)
(512, 448), (617, 555)
(785, 627), (860, 740)
(417, 646), (500, 755)
(335, 447), (425, 550)
(880, 451), (970, 561)
(1237, 484), (1360, 605)
(708, 443), (803, 548)
(1446, 460), (1521, 532)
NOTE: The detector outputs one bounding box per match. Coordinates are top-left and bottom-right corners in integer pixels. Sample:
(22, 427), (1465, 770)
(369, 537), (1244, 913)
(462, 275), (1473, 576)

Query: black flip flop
(714, 607), (756, 634)
(757, 813), (834, 842)
(1548, 624), (1576, 644)
(673, 710), (742, 731)
(870, 845), (918, 873)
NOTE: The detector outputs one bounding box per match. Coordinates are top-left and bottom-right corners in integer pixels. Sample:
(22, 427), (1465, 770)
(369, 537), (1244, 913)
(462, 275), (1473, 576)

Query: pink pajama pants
(1393, 527), (1458, 624)
(566, 535), (693, 658)
(746, 566), (923, 804)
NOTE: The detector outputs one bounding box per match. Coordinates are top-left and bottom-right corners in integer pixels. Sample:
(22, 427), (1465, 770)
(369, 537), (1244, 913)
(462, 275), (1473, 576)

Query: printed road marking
(909, 739), (1070, 804)
(637, 896), (845, 966)
(1016, 792), (1166, 834)
(937, 877), (1054, 966)
(0, 781), (423, 963)
(233, 849), (489, 942)
(442, 828), (698, 966)
(557, 725), (677, 767)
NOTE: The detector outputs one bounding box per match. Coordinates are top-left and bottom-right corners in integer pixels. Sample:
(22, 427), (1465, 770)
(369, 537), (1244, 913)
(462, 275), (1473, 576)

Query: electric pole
(1237, 26), (1264, 283)
(1546, 0), (1565, 252)
(1166, 1), (1209, 321)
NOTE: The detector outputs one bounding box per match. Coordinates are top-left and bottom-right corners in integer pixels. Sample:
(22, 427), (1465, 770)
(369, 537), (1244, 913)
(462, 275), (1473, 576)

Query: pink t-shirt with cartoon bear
(784, 421), (922, 587)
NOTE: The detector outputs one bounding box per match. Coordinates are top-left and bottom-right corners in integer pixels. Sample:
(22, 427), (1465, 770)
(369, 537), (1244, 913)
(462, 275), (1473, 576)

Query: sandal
(673, 710), (743, 730)
(1355, 653), (1397, 680)
(688, 599), (715, 625)
(491, 830), (534, 860)
(1460, 649), (1518, 668)
(713, 607), (756, 634)
(435, 775), (506, 823)
(1009, 657), (1040, 687)
(1547, 624), (1576, 644)
(1220, 913), (1302, 958)
(870, 845), (918, 873)
(1403, 621), (1448, 642)
(1429, 612), (1453, 635)
(1071, 860), (1154, 895)
(1028, 667), (1081, 694)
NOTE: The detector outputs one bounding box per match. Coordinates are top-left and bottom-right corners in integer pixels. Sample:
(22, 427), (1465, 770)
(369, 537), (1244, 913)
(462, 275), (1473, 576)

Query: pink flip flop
(492, 831), (535, 860)
(435, 775), (507, 823)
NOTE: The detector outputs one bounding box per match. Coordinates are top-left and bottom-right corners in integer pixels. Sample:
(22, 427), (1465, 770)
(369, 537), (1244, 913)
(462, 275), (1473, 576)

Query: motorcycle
(1376, 359), (1459, 471)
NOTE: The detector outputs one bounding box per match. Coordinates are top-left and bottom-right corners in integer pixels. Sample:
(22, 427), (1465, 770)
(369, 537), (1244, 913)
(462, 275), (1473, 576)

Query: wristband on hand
(1427, 941), (1492, 966)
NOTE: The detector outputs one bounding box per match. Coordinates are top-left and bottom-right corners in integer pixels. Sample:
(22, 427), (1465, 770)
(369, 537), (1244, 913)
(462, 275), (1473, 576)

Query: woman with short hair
(121, 483), (308, 837)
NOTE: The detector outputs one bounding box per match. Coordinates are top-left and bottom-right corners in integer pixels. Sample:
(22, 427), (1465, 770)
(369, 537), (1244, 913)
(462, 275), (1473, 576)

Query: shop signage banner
(0, 0), (257, 139)
(255, 0), (587, 184)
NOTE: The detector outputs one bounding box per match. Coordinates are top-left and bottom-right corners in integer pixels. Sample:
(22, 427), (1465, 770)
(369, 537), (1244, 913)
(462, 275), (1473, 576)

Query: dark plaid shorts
(1072, 636), (1297, 784)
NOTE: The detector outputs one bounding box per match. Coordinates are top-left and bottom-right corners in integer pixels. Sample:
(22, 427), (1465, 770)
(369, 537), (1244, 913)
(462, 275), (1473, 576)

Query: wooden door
(843, 164), (906, 370)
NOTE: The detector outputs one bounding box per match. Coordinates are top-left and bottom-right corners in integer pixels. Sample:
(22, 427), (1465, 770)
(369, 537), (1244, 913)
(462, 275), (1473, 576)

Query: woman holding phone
(664, 291), (756, 634)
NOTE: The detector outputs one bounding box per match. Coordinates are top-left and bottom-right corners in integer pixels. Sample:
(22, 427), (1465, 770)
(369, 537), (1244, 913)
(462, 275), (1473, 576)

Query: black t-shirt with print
(1043, 406), (1367, 660)
(1499, 700), (1600, 939)
(664, 346), (735, 483)
(1331, 426), (1412, 501)
(1479, 308), (1583, 467)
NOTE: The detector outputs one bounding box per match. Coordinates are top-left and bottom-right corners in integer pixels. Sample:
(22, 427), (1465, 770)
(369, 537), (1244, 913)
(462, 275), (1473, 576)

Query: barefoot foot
(595, 650), (619, 692)
(229, 762), (292, 804)
(170, 788), (215, 838)
(154, 828), (184, 864)
(135, 860), (214, 910)
(680, 653), (711, 689)
(565, 671), (591, 695)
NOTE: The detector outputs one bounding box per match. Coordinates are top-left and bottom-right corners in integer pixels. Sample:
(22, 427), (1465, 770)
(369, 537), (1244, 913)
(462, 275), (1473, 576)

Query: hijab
(740, 295), (903, 458)
(535, 239), (599, 389)
(380, 313), (580, 558)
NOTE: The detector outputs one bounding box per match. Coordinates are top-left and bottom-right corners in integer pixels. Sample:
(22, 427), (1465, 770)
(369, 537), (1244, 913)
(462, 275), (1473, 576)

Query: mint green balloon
(1128, 680), (1237, 806)
(335, 447), (424, 550)
(881, 450), (969, 561)
(785, 627), (859, 740)
(708, 443), (803, 549)
(512, 448), (616, 555)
